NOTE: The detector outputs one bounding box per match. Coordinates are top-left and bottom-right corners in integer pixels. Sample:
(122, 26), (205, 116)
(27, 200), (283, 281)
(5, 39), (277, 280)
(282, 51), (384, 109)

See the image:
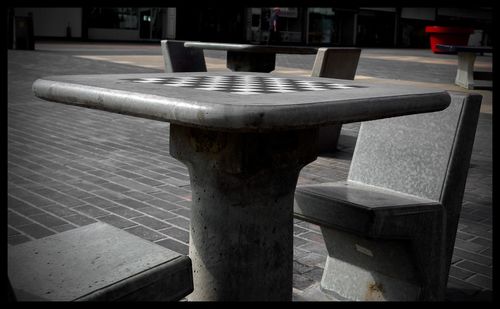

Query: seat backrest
(348, 92), (481, 202)
(348, 92), (482, 273)
(311, 47), (361, 80)
(161, 40), (207, 73)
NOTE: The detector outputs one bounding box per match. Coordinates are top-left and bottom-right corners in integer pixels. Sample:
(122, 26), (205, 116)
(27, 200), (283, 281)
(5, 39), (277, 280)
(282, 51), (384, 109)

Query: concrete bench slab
(294, 181), (440, 238)
(8, 222), (193, 301)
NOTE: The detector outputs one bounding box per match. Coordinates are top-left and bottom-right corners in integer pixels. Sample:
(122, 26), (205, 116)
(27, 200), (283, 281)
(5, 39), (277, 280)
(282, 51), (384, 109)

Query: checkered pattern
(123, 75), (366, 95)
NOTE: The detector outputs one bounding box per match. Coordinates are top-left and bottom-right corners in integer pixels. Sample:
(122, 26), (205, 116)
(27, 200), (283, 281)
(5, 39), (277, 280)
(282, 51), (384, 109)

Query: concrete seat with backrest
(161, 40), (207, 73)
(294, 92), (482, 301)
(311, 48), (361, 152)
(8, 222), (193, 301)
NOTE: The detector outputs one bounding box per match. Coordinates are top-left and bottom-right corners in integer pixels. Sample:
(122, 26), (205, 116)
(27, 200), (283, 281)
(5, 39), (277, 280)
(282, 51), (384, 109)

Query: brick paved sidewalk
(7, 43), (493, 301)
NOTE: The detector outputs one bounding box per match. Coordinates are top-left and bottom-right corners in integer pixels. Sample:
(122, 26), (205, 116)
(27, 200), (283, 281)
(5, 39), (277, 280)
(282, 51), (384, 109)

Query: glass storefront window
(88, 8), (138, 29)
(307, 8), (335, 44)
(258, 7), (303, 43)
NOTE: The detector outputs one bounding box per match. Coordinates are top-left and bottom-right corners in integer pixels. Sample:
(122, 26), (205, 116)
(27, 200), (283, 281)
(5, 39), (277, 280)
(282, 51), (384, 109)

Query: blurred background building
(8, 7), (492, 48)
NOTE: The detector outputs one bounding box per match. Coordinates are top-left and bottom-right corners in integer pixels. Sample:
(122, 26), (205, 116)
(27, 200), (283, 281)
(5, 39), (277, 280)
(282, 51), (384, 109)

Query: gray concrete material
(349, 93), (469, 200)
(311, 47), (362, 153)
(183, 42), (316, 73)
(311, 48), (361, 80)
(8, 222), (193, 301)
(319, 228), (421, 301)
(7, 43), (492, 301)
(183, 41), (318, 54)
(32, 72), (451, 132)
(294, 92), (482, 301)
(161, 40), (207, 73)
(169, 124), (318, 301)
(294, 181), (440, 237)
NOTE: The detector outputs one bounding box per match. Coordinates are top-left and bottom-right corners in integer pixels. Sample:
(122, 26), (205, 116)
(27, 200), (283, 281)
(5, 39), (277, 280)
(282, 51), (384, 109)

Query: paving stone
(132, 215), (171, 230)
(50, 223), (78, 233)
(294, 225), (309, 235)
(120, 190), (156, 202)
(8, 234), (32, 246)
(155, 238), (189, 255)
(454, 260), (492, 277)
(106, 205), (143, 219)
(137, 206), (177, 220)
(452, 247), (492, 267)
(124, 225), (166, 242)
(165, 216), (190, 231)
(82, 195), (120, 209)
(170, 207), (190, 219)
(113, 197), (151, 210)
(43, 204), (78, 218)
(63, 214), (97, 227)
(150, 191), (185, 203)
(469, 237), (491, 248)
(73, 204), (111, 218)
(15, 223), (55, 239)
(301, 266), (324, 283)
(296, 252), (326, 268)
(28, 212), (69, 228)
(8, 196), (45, 216)
(466, 274), (493, 290)
(9, 188), (54, 208)
(158, 226), (189, 243)
(145, 198), (180, 211)
(98, 214), (137, 229)
(8, 211), (34, 228)
(7, 227), (21, 236)
(293, 236), (309, 248)
(453, 238), (488, 254)
(292, 273), (315, 290)
(449, 265), (475, 280)
(297, 231), (325, 244)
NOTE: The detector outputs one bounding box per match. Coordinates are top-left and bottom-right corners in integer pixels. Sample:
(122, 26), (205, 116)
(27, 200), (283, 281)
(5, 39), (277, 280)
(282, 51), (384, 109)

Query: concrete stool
(8, 222), (193, 301)
(294, 92), (482, 301)
(311, 48), (361, 153)
(161, 40), (207, 73)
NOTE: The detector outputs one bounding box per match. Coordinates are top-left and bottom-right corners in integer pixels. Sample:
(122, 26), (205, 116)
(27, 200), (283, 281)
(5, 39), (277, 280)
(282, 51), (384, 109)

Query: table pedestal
(170, 124), (318, 301)
(226, 51), (276, 72)
(455, 52), (476, 89)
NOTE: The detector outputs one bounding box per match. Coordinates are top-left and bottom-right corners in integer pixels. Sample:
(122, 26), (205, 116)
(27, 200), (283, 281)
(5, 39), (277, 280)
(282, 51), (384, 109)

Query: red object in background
(425, 26), (474, 53)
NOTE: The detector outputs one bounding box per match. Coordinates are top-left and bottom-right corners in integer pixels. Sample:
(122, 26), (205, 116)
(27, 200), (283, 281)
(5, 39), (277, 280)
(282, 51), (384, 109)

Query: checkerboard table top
(33, 72), (451, 131)
(122, 75), (367, 95)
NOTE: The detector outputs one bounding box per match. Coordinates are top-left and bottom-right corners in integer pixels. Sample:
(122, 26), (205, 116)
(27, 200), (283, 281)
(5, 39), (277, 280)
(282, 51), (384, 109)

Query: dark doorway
(140, 9), (151, 39)
(356, 10), (396, 47)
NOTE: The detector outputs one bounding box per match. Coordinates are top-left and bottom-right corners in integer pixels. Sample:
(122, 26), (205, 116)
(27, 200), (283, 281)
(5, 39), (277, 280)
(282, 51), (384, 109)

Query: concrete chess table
(183, 41), (318, 72)
(33, 71), (451, 301)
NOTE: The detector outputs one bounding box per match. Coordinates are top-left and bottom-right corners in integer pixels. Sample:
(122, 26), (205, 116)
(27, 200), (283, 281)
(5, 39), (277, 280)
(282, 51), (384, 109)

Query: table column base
(226, 51), (276, 72)
(169, 125), (318, 301)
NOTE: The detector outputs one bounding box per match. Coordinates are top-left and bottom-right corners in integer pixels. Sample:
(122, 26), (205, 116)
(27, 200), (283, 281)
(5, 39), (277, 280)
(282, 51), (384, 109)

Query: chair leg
(410, 211), (447, 301)
(317, 124), (342, 153)
(319, 227), (422, 301)
(318, 210), (447, 301)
